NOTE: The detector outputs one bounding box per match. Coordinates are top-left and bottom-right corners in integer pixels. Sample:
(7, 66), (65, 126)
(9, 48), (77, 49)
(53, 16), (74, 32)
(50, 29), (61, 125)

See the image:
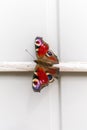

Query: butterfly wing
(35, 37), (59, 65)
(32, 65), (58, 92)
(32, 37), (59, 92)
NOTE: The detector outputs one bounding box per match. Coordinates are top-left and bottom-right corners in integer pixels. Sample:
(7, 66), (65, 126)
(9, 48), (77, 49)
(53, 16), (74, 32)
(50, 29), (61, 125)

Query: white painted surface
(1, 61), (87, 72)
(0, 0), (59, 130)
(60, 0), (87, 130)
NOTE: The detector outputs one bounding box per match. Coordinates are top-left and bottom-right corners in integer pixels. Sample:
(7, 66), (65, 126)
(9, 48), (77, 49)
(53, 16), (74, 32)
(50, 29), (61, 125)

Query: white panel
(0, 0), (59, 130)
(60, 0), (87, 130)
(61, 73), (87, 130)
(60, 0), (87, 61)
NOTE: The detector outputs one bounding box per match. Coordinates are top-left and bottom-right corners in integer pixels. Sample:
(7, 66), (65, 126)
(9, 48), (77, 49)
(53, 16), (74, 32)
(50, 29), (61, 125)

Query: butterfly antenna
(25, 49), (35, 60)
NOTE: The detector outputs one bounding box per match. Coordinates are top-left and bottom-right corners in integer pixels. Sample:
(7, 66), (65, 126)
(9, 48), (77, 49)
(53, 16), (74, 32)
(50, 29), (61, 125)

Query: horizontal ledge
(0, 62), (35, 72)
(0, 62), (87, 72)
(54, 62), (87, 72)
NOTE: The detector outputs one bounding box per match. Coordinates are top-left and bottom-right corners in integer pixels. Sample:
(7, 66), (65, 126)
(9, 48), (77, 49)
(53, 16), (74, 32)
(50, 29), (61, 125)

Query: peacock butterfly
(32, 37), (59, 92)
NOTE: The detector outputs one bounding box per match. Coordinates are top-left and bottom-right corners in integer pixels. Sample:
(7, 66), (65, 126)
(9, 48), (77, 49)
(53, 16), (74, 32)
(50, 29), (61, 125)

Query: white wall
(59, 0), (87, 130)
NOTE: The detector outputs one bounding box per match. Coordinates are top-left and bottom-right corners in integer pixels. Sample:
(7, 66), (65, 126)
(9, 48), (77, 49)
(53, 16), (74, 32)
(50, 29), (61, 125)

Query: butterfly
(32, 37), (59, 92)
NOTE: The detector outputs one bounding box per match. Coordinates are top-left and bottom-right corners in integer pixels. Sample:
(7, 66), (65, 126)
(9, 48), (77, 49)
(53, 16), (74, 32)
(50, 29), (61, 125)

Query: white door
(59, 0), (87, 130)
(0, 0), (60, 130)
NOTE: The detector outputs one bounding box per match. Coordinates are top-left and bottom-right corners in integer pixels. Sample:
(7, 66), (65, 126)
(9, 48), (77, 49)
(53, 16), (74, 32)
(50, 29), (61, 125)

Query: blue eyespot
(46, 73), (54, 83)
(48, 74), (52, 80)
(46, 51), (53, 57)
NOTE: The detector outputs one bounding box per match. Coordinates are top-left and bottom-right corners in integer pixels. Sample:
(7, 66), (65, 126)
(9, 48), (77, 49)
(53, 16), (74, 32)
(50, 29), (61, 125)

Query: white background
(1, 0), (87, 130)
(60, 0), (87, 130)
(0, 0), (60, 130)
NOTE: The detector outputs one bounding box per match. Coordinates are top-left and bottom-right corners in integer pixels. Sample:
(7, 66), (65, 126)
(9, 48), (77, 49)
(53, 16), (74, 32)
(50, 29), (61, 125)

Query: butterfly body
(32, 37), (59, 92)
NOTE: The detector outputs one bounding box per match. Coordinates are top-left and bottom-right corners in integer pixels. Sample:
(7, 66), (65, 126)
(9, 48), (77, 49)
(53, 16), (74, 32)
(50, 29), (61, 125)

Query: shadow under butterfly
(33, 37), (59, 92)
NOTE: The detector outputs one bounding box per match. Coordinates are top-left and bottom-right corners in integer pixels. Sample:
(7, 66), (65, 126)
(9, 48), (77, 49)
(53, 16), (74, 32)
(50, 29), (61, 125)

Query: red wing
(32, 65), (58, 92)
(35, 37), (59, 64)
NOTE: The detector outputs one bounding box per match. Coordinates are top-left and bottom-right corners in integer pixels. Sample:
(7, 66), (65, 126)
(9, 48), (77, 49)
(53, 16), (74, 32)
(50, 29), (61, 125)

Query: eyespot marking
(46, 51), (53, 57)
(32, 78), (40, 91)
(35, 37), (42, 47)
(46, 73), (54, 83)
